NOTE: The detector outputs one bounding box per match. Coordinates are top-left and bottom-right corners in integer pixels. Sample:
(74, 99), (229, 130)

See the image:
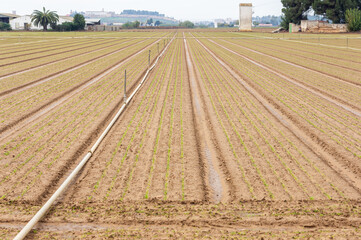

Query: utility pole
(124, 70), (127, 104)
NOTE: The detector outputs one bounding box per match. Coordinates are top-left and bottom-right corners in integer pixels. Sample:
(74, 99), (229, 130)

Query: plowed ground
(1, 31), (361, 239)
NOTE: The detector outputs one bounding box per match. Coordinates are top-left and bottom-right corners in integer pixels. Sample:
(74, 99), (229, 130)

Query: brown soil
(0, 31), (360, 239)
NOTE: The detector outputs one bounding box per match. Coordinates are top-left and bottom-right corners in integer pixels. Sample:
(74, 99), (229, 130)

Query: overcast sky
(3, 0), (283, 21)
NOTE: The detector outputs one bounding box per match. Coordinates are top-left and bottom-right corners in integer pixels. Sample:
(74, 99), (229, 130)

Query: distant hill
(101, 9), (179, 25)
(121, 10), (165, 17)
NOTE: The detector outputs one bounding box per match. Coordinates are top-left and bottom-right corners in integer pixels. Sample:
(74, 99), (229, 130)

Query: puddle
(205, 146), (222, 203)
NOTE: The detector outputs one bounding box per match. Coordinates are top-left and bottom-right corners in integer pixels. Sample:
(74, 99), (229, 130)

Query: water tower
(239, 3), (252, 31)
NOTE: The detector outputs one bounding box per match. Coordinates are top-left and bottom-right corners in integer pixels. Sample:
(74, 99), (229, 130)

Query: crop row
(208, 38), (361, 109)
(87, 38), (178, 201)
(0, 38), (161, 128)
(0, 36), (167, 156)
(225, 31), (361, 49)
(0, 38), (121, 66)
(202, 38), (361, 155)
(78, 38), (200, 202)
(187, 37), (359, 200)
(222, 37), (361, 64)
(198, 37), (361, 171)
(0, 36), (168, 200)
(0, 31), (168, 51)
(0, 38), (88, 56)
(223, 38), (361, 85)
(0, 38), (137, 77)
(0, 34), (168, 79)
(0, 38), (108, 61)
(0, 52), (148, 199)
(233, 37), (361, 69)
(0, 32), (171, 77)
(0, 38), (146, 90)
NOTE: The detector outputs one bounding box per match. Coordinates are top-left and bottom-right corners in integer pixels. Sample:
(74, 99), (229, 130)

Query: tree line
(281, 0), (361, 31)
(121, 10), (165, 17)
(30, 7), (85, 31)
(1, 7), (196, 31)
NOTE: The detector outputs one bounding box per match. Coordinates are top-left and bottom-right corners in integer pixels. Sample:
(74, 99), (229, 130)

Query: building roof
(59, 16), (74, 21)
(0, 13), (20, 18)
(86, 18), (101, 23)
(239, 3), (252, 6)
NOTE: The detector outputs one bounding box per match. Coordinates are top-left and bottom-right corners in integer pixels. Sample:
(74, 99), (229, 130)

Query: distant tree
(179, 20), (195, 28)
(154, 20), (161, 26)
(346, 8), (361, 31)
(313, 0), (359, 23)
(122, 21), (141, 29)
(62, 22), (76, 31)
(280, 0), (312, 29)
(73, 13), (85, 30)
(52, 22), (75, 31)
(146, 18), (153, 25)
(31, 7), (59, 31)
(122, 22), (132, 29)
(51, 14), (85, 31)
(270, 16), (280, 26)
(122, 10), (163, 16)
(196, 24), (209, 28)
(0, 22), (11, 31)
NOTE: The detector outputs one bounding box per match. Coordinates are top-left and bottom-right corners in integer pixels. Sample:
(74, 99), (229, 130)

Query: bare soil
(0, 31), (360, 239)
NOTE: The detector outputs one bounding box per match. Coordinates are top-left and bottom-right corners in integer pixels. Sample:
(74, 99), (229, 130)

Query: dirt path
(184, 36), (232, 203)
(1, 200), (361, 239)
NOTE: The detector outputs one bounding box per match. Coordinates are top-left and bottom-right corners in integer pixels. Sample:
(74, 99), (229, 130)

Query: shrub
(52, 22), (76, 31)
(179, 21), (194, 28)
(122, 21), (140, 29)
(0, 22), (11, 31)
(51, 14), (85, 31)
(345, 8), (361, 32)
(73, 14), (85, 30)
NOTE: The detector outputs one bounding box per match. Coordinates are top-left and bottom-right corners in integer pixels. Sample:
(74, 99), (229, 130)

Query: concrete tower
(239, 3), (252, 31)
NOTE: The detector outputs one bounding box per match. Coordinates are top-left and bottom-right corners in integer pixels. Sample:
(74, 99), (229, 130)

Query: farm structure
(10, 16), (74, 30)
(239, 3), (252, 31)
(0, 13), (20, 24)
(0, 30), (361, 239)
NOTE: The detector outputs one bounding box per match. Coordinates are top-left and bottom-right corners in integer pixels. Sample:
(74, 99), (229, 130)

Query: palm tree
(31, 7), (59, 31)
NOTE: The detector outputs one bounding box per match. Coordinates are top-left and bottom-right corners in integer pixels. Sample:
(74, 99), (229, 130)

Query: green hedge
(346, 8), (361, 32)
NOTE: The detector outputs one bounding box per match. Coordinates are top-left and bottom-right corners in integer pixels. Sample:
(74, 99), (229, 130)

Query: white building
(10, 16), (73, 30)
(84, 10), (114, 18)
(225, 18), (234, 24)
(239, 3), (252, 31)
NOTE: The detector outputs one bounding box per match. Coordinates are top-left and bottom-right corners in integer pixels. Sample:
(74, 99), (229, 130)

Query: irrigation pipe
(13, 35), (175, 240)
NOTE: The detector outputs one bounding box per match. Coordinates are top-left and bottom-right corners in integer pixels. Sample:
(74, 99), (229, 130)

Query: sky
(2, 0), (283, 21)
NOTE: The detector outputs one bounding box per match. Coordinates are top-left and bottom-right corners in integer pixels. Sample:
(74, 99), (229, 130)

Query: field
(0, 30), (361, 239)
